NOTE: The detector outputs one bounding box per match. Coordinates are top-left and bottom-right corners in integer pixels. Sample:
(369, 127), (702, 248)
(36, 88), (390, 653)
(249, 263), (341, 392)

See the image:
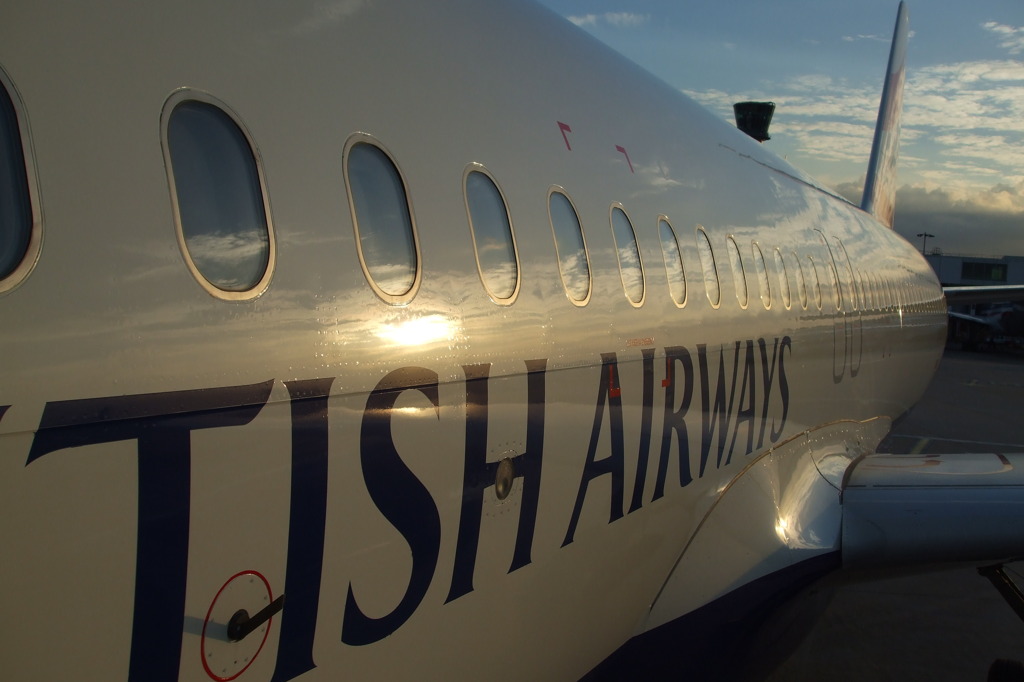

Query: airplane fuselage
(0, 1), (946, 679)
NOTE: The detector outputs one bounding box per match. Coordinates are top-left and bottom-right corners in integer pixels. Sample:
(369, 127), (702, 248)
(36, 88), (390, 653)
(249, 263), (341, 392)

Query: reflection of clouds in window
(167, 100), (270, 292)
(752, 243), (770, 309)
(774, 248), (791, 309)
(610, 207), (644, 305)
(727, 237), (747, 308)
(466, 171), (518, 300)
(658, 220), (686, 306)
(184, 230), (270, 290)
(558, 250), (591, 304)
(549, 192), (590, 303)
(0, 78), (31, 281)
(347, 142), (417, 297)
(696, 229), (720, 307)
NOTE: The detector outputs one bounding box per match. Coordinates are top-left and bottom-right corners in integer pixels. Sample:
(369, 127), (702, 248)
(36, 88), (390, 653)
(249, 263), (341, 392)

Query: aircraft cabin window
(0, 69), (40, 293)
(658, 217), (686, 307)
(807, 255), (823, 311)
(696, 228), (721, 308)
(860, 271), (871, 310)
(465, 166), (519, 303)
(773, 248), (792, 310)
(751, 242), (771, 309)
(816, 231), (842, 311)
(345, 136), (420, 303)
(726, 236), (747, 308)
(163, 93), (274, 298)
(610, 205), (644, 306)
(835, 239), (858, 311)
(548, 189), (591, 305)
(792, 251), (808, 310)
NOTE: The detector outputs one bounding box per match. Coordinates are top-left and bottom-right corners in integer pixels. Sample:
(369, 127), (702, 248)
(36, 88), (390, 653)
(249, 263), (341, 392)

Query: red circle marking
(201, 570), (274, 682)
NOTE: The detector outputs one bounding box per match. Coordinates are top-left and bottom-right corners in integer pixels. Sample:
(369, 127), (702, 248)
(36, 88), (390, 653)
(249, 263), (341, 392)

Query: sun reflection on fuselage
(375, 314), (456, 347)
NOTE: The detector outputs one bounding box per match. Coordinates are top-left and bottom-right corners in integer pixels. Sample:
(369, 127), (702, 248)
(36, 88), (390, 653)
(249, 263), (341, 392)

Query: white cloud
(568, 14), (598, 27)
(568, 12), (648, 29)
(842, 34), (888, 43)
(605, 12), (649, 28)
(683, 53), (1024, 204)
(982, 22), (1024, 55)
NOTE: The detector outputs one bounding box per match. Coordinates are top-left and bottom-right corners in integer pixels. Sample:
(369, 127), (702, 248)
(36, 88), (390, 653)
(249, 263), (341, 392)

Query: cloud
(568, 13), (597, 27)
(568, 12), (648, 29)
(833, 181), (1024, 257)
(842, 34), (888, 43)
(684, 54), (1024, 197)
(982, 22), (1024, 55)
(605, 12), (649, 28)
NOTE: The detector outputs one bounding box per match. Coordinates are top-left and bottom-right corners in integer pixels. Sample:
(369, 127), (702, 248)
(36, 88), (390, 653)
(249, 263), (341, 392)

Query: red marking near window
(609, 365), (621, 397)
(558, 121), (572, 150)
(662, 358), (672, 387)
(615, 145), (634, 173)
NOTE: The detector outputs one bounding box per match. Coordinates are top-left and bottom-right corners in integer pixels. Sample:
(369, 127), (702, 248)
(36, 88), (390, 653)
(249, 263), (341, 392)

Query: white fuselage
(0, 1), (945, 679)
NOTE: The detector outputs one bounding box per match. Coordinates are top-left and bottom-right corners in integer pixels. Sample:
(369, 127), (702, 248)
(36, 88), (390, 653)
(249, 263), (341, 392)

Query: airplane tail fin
(861, 1), (909, 228)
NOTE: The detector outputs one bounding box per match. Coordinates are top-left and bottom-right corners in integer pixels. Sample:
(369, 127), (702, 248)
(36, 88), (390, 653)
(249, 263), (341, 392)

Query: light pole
(916, 232), (934, 255)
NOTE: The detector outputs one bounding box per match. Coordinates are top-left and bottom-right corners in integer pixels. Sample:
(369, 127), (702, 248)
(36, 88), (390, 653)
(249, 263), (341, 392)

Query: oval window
(696, 228), (720, 308)
(345, 137), (419, 302)
(807, 256), (823, 311)
(774, 248), (791, 310)
(658, 218), (686, 307)
(164, 94), (274, 297)
(792, 251), (808, 310)
(610, 205), (644, 306)
(752, 242), (770, 309)
(0, 69), (40, 293)
(548, 189), (591, 305)
(835, 239), (857, 311)
(465, 167), (518, 302)
(816, 231), (841, 311)
(727, 236), (747, 308)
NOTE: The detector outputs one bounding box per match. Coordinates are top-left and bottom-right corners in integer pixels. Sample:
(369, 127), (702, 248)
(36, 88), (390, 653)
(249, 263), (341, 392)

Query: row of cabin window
(158, 94), (863, 313)
(0, 81), (943, 314)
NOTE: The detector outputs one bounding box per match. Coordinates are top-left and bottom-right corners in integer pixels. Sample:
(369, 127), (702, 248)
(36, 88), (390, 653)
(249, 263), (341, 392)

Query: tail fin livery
(861, 1), (909, 228)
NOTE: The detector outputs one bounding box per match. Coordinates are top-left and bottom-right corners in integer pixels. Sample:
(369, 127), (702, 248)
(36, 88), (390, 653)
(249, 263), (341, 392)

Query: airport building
(924, 253), (1024, 287)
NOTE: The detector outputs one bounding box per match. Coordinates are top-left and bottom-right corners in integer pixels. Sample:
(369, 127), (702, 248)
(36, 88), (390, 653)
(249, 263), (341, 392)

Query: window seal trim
(773, 246), (792, 311)
(609, 202), (645, 308)
(160, 88), (277, 301)
(0, 65), (43, 295)
(463, 162), (520, 306)
(696, 226), (721, 310)
(658, 215), (687, 308)
(343, 132), (422, 306)
(546, 186), (592, 307)
(751, 240), (771, 310)
(727, 234), (748, 310)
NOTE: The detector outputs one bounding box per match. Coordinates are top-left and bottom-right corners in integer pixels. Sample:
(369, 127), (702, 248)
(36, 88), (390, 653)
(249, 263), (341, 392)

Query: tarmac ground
(766, 349), (1024, 682)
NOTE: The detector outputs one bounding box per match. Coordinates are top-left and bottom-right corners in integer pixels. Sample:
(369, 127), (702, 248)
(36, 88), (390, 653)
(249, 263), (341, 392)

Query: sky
(536, 0), (1024, 258)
